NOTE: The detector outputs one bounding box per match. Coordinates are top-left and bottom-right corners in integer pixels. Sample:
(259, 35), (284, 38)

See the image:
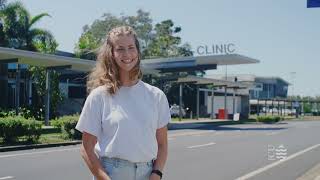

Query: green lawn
(38, 133), (68, 144)
(0, 129), (72, 146)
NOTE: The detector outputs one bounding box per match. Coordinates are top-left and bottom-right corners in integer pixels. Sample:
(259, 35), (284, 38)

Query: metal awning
(177, 75), (250, 88)
(140, 54), (259, 72)
(0, 47), (259, 74)
(142, 54), (259, 65)
(196, 54), (259, 65)
(0, 47), (158, 74)
(0, 47), (94, 71)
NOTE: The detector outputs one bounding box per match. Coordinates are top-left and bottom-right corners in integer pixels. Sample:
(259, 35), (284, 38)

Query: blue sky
(8, 0), (320, 96)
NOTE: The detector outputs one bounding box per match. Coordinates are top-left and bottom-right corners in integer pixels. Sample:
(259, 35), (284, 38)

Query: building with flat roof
(0, 47), (259, 122)
(206, 74), (290, 99)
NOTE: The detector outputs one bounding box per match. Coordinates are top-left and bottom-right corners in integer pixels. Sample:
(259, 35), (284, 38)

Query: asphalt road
(0, 120), (320, 180)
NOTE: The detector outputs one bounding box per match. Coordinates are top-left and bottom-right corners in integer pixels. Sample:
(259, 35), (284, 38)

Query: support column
(291, 101), (293, 117)
(257, 98), (260, 116)
(280, 100), (283, 116)
(179, 83), (183, 121)
(265, 99), (267, 116)
(301, 101), (304, 115)
(271, 99), (274, 116)
(232, 89), (236, 115)
(28, 75), (32, 105)
(277, 100), (280, 116)
(224, 86), (228, 119)
(45, 69), (51, 126)
(211, 88), (215, 119)
(196, 85), (199, 120)
(15, 64), (21, 115)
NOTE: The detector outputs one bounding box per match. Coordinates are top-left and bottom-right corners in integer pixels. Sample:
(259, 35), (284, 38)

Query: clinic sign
(195, 43), (236, 56)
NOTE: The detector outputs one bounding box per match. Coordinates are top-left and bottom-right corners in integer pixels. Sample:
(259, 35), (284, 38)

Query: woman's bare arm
(151, 126), (168, 173)
(80, 132), (111, 180)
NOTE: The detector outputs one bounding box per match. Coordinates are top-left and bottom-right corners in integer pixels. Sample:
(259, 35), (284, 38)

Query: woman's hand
(149, 173), (161, 180)
(96, 174), (111, 180)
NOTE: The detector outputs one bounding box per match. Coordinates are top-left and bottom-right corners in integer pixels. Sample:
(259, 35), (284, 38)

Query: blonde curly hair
(87, 26), (143, 95)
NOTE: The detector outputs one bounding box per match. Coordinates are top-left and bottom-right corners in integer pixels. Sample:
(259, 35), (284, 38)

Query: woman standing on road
(76, 26), (170, 180)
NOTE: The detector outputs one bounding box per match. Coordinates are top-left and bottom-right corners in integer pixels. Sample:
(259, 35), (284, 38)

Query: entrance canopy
(0, 47), (158, 74)
(0, 47), (259, 74)
(177, 75), (250, 89)
(0, 47), (94, 71)
(142, 54), (259, 72)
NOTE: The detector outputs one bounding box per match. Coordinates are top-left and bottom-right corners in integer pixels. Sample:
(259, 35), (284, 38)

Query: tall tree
(0, 1), (57, 50)
(74, 10), (193, 66)
(75, 10), (153, 60)
(123, 9), (153, 53)
(143, 19), (183, 58)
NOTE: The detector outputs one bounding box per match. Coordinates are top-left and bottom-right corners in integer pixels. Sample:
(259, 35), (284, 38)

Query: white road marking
(215, 132), (224, 135)
(266, 132), (281, 136)
(187, 142), (216, 149)
(193, 133), (213, 137)
(235, 143), (320, 180)
(0, 147), (79, 159)
(0, 176), (14, 180)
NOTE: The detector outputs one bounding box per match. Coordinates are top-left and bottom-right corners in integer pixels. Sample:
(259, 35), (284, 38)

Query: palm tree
(0, 1), (57, 51)
(0, 1), (58, 119)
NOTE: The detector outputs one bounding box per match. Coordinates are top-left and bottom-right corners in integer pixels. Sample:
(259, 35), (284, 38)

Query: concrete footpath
(0, 119), (247, 152)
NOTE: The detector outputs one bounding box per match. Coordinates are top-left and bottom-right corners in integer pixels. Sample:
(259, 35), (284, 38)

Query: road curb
(0, 141), (82, 152)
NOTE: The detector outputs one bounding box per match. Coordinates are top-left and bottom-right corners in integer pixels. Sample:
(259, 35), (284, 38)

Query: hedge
(0, 116), (42, 143)
(256, 116), (282, 124)
(51, 114), (81, 140)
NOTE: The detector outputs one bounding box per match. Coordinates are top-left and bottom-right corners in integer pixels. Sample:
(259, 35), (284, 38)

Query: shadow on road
(168, 121), (288, 131)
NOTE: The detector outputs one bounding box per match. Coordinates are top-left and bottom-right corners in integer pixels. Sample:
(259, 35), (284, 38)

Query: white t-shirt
(76, 80), (171, 163)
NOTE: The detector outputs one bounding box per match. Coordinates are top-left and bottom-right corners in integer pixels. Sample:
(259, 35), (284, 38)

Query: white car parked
(170, 104), (186, 117)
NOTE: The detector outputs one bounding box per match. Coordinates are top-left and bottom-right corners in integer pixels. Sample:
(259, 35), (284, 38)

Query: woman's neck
(119, 72), (138, 87)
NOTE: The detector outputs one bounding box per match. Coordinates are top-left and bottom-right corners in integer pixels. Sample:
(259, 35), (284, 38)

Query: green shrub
(19, 106), (36, 120)
(23, 120), (42, 142)
(50, 119), (64, 129)
(0, 109), (16, 118)
(256, 116), (281, 124)
(0, 106), (41, 120)
(0, 116), (42, 143)
(52, 115), (81, 140)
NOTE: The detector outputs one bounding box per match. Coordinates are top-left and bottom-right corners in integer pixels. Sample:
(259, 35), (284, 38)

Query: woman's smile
(121, 59), (134, 64)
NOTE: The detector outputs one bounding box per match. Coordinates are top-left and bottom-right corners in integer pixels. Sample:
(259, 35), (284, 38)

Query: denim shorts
(93, 157), (154, 180)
